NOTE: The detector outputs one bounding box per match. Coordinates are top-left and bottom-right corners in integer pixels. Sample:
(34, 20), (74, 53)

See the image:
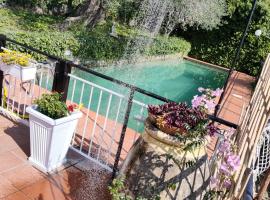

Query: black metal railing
(0, 34), (238, 179)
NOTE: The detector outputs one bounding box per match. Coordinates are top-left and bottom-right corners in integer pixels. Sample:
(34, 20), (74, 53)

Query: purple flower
(219, 163), (232, 176)
(205, 100), (216, 110)
(218, 140), (231, 155)
(191, 95), (203, 108)
(207, 123), (219, 137)
(226, 154), (241, 171)
(223, 179), (232, 189)
(212, 88), (224, 97)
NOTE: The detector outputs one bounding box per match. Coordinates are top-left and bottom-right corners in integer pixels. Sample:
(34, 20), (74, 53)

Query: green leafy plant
(185, 0), (270, 77)
(108, 177), (132, 200)
(34, 93), (68, 119)
(109, 177), (148, 200)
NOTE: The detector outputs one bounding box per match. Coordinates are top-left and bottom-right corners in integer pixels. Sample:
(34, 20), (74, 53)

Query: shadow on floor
(4, 120), (30, 157)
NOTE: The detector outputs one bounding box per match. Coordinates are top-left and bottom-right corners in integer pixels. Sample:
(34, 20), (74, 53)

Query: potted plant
(26, 93), (82, 172)
(116, 88), (223, 199)
(146, 87), (223, 152)
(0, 49), (37, 81)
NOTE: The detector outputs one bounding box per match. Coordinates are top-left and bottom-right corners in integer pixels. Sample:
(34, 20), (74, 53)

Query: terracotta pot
(144, 118), (187, 148)
(147, 112), (157, 124)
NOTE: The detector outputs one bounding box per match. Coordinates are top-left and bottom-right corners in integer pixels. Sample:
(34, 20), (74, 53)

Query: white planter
(0, 63), (36, 81)
(26, 105), (82, 173)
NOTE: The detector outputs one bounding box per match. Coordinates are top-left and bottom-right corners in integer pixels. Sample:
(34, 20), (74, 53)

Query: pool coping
(184, 56), (229, 72)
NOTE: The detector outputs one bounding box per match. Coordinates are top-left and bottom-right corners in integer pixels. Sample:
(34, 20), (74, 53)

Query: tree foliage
(182, 0), (270, 76)
(163, 0), (227, 34)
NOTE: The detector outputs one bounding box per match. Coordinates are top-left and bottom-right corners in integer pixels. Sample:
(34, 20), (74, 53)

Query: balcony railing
(0, 34), (237, 179)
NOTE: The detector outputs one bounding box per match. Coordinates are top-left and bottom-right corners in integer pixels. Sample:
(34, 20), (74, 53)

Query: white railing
(67, 73), (147, 171)
(254, 121), (270, 181)
(0, 63), (54, 124)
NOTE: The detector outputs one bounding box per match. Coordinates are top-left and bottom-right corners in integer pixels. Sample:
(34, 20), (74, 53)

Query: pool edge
(184, 56), (229, 72)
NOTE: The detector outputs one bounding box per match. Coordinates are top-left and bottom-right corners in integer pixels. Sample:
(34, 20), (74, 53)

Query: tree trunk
(67, 0), (73, 14)
(64, 0), (105, 28)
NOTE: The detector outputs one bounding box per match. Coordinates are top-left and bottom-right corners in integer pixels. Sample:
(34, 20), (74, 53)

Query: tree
(64, 0), (105, 28)
(164, 0), (227, 35)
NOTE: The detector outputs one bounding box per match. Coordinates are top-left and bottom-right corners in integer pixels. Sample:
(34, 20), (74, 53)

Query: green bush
(34, 93), (68, 119)
(182, 0), (270, 77)
(147, 36), (191, 56)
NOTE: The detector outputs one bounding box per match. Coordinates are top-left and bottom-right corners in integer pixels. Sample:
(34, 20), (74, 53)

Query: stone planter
(121, 118), (210, 199)
(0, 63), (36, 81)
(26, 105), (82, 172)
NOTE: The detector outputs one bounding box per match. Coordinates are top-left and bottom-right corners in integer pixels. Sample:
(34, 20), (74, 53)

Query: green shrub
(34, 93), (68, 119)
(147, 36), (191, 56)
(182, 0), (270, 77)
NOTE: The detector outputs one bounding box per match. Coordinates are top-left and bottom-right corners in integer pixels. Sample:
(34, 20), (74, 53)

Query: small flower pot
(26, 105), (82, 173)
(0, 63), (36, 81)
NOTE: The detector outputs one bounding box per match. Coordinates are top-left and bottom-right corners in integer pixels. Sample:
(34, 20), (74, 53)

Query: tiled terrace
(0, 70), (255, 200)
(0, 116), (111, 200)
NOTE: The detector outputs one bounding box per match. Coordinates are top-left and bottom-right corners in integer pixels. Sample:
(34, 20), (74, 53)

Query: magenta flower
(226, 154), (241, 171)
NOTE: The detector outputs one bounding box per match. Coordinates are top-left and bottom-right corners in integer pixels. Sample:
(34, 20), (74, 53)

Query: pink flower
(198, 87), (205, 92)
(218, 140), (231, 155)
(219, 163), (232, 176)
(223, 179), (232, 189)
(226, 154), (241, 171)
(191, 95), (203, 108)
(212, 88), (224, 97)
(205, 100), (216, 110)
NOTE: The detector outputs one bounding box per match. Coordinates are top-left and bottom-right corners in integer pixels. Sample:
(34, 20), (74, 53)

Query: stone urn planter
(120, 118), (211, 200)
(26, 105), (82, 172)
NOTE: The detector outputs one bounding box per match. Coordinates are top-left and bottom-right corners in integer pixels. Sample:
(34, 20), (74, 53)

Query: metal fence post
(52, 61), (72, 101)
(112, 88), (135, 180)
(0, 34), (6, 104)
(214, 0), (258, 117)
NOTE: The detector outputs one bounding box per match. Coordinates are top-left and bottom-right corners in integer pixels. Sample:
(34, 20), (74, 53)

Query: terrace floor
(0, 115), (111, 200)
(0, 70), (255, 200)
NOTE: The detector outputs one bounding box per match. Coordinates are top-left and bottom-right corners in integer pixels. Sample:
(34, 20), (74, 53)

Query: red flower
(67, 104), (78, 113)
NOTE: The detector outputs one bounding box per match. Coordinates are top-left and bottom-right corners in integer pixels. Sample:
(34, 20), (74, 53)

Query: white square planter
(26, 105), (82, 173)
(0, 63), (36, 81)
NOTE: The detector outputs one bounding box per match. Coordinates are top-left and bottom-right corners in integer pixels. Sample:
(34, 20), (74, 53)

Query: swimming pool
(68, 59), (228, 131)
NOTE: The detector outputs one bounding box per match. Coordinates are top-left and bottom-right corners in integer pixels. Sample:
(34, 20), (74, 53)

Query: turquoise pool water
(68, 59), (227, 131)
